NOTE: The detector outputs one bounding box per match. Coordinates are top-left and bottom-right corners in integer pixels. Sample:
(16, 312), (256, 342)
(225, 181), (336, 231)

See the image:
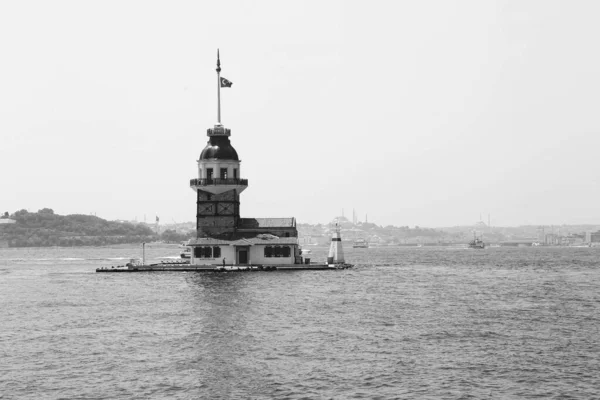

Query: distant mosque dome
(199, 136), (239, 160)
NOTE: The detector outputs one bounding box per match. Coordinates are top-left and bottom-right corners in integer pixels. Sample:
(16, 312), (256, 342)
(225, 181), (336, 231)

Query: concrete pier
(96, 263), (352, 273)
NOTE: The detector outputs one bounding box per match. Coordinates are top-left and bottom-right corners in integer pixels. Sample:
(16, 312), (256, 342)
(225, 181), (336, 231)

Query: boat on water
(180, 246), (191, 259)
(353, 238), (368, 248)
(468, 232), (485, 249)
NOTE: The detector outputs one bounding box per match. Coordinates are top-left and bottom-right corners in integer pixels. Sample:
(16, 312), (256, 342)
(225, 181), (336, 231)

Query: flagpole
(216, 49), (221, 124)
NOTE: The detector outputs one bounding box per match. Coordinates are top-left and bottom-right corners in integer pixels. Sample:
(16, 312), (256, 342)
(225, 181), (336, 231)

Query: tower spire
(216, 49), (222, 124)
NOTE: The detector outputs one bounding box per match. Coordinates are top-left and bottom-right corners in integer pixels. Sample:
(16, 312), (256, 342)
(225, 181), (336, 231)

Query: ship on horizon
(468, 232), (485, 249)
(353, 238), (368, 248)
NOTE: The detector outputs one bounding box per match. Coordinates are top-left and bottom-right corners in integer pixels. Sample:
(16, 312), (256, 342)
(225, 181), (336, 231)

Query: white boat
(468, 232), (485, 249)
(353, 238), (368, 248)
(180, 246), (192, 259)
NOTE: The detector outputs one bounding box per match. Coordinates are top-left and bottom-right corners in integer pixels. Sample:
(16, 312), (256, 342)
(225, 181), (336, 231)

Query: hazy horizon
(7, 208), (600, 231)
(2, 1), (599, 228)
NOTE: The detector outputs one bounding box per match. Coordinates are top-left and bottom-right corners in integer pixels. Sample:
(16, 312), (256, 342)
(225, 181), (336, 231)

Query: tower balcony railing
(190, 178), (248, 187)
(207, 126), (231, 136)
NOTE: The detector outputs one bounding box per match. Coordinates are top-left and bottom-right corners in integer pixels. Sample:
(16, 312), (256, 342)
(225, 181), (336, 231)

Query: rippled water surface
(1, 245), (599, 399)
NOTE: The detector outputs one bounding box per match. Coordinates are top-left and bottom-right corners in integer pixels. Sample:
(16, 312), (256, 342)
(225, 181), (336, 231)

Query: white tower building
(327, 224), (345, 264)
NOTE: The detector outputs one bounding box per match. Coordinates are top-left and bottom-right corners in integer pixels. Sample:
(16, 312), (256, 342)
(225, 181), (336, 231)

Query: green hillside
(0, 208), (157, 247)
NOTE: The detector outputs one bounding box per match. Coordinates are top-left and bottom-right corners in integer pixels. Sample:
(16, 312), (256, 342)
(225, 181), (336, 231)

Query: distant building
(589, 231), (600, 243)
(564, 234), (584, 246)
(537, 227), (546, 242)
(545, 233), (559, 245)
(330, 216), (353, 229)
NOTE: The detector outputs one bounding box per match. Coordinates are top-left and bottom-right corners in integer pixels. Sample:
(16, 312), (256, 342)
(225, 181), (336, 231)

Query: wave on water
(2, 246), (600, 399)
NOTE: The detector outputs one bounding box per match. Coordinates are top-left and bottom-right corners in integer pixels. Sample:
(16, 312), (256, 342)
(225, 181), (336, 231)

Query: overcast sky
(1, 0), (599, 227)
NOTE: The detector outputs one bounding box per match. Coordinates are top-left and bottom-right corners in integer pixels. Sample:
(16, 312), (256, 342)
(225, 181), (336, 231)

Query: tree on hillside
(160, 229), (192, 243)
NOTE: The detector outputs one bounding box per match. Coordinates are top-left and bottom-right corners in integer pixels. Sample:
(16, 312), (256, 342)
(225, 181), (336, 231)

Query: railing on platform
(190, 178), (248, 186)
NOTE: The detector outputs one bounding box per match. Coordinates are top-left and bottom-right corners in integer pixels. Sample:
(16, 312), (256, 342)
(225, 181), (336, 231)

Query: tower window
(233, 168), (238, 179)
(220, 168), (227, 179)
(206, 168), (213, 181)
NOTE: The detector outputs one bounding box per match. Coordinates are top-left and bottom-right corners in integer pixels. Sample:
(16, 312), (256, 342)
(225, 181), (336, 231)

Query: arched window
(213, 246), (221, 258)
(194, 247), (203, 258)
(264, 246), (273, 258)
(204, 246), (212, 258)
(282, 246), (291, 257)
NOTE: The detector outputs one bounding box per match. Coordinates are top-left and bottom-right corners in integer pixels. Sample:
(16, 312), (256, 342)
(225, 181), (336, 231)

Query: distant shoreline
(0, 242), (182, 250)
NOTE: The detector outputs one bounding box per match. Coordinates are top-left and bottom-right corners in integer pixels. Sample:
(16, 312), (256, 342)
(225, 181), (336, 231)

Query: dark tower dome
(199, 135), (239, 161)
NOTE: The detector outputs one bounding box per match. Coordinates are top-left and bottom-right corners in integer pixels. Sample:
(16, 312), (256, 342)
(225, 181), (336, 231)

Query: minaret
(189, 50), (248, 238)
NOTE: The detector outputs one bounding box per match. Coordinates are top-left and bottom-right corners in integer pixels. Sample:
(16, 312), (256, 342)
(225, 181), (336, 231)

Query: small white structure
(327, 224), (345, 264)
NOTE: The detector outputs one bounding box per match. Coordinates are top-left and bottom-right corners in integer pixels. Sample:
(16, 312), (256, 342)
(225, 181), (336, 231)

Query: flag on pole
(220, 77), (233, 88)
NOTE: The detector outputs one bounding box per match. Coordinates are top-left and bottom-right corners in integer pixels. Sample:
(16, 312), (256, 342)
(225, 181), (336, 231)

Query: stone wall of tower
(196, 189), (240, 237)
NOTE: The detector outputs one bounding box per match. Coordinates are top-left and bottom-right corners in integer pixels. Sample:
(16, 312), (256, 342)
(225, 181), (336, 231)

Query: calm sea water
(1, 245), (599, 399)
